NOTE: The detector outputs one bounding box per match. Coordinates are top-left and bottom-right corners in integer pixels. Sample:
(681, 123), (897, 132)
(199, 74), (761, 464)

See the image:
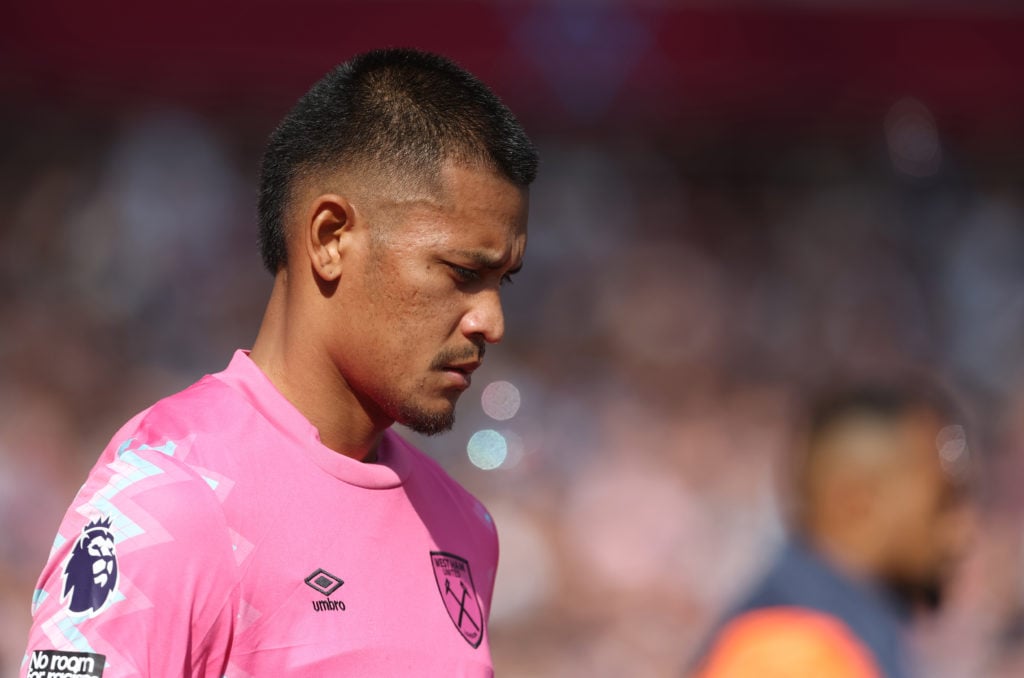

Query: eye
(446, 263), (480, 283)
(500, 272), (515, 286)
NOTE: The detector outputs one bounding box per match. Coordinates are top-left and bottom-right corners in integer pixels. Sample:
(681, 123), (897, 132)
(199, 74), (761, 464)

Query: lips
(445, 361), (481, 375)
(441, 361), (480, 389)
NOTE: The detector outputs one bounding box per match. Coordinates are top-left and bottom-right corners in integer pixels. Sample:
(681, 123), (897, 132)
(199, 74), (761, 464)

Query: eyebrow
(453, 250), (523, 273)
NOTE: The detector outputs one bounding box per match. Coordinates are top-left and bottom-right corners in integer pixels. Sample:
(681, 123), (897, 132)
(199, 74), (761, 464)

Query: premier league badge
(61, 516), (118, 616)
(430, 551), (484, 648)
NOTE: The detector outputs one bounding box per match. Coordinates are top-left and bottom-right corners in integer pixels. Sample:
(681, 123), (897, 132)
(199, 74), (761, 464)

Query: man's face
(332, 162), (528, 435)
(881, 412), (975, 610)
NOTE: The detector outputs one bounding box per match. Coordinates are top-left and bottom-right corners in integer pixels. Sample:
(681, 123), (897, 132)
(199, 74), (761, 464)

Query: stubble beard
(383, 376), (457, 435)
(383, 345), (484, 436)
(392, 400), (456, 436)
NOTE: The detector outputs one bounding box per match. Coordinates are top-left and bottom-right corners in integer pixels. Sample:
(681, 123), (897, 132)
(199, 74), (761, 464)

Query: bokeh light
(481, 380), (521, 421)
(937, 424), (970, 478)
(467, 429), (508, 470)
(498, 429), (526, 470)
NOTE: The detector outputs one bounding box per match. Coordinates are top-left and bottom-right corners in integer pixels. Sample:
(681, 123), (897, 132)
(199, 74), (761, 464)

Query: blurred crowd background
(4, 1), (1024, 676)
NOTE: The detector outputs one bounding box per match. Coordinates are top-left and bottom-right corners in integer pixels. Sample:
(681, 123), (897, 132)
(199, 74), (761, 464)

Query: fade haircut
(257, 48), (539, 273)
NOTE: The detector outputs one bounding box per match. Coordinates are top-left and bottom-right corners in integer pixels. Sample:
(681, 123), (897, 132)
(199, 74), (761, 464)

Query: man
(23, 48), (537, 677)
(693, 384), (975, 678)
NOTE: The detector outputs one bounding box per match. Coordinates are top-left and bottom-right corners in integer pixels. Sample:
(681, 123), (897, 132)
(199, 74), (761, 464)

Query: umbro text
(312, 599), (346, 612)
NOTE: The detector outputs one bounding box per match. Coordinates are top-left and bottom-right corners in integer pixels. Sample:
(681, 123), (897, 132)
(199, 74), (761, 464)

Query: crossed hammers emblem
(445, 578), (480, 633)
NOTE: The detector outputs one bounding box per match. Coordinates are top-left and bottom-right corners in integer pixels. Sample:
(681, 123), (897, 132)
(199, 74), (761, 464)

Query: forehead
(386, 162), (528, 251)
(818, 409), (950, 471)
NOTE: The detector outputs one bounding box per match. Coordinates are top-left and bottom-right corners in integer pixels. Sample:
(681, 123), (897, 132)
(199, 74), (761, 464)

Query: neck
(249, 271), (387, 462)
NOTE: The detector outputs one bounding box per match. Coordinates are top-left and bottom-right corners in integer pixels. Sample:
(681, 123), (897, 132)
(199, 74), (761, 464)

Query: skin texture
(249, 160), (528, 462)
(800, 408), (975, 609)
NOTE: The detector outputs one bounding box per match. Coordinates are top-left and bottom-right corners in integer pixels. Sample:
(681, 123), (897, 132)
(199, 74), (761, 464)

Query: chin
(401, 412), (455, 436)
(392, 400), (456, 436)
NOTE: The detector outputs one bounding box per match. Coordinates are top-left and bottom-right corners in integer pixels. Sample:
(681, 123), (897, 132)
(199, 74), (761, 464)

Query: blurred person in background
(21, 48), (536, 677)
(691, 382), (976, 678)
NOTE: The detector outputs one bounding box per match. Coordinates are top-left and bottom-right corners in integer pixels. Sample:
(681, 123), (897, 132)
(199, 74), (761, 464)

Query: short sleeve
(22, 439), (239, 678)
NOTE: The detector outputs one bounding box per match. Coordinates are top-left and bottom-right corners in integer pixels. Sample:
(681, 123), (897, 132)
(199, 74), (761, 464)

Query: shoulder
(27, 422), (240, 663)
(66, 375), (245, 561)
(122, 372), (242, 448)
(386, 430), (498, 556)
(89, 373), (238, 493)
(695, 607), (882, 678)
(389, 431), (495, 523)
(68, 431), (235, 565)
(24, 371), (249, 673)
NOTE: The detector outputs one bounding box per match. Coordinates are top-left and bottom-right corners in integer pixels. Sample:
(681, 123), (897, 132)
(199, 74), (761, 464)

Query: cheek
(394, 287), (465, 337)
(884, 485), (933, 551)
(361, 257), (467, 352)
(902, 491), (949, 565)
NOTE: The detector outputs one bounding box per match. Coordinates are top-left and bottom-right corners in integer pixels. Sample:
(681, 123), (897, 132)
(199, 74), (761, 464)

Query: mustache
(430, 344), (485, 370)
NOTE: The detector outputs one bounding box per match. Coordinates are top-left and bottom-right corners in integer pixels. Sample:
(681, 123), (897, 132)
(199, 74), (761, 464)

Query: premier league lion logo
(62, 516), (118, 615)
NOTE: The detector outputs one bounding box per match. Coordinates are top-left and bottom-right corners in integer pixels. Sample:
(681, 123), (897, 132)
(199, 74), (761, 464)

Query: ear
(303, 194), (357, 282)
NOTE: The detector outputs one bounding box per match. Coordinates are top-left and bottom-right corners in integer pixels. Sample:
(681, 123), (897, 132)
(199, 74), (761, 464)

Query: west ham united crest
(430, 551), (484, 648)
(61, 516), (118, 616)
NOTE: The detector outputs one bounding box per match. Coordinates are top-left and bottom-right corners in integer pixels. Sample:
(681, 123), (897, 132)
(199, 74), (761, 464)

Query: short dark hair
(257, 48), (539, 273)
(807, 381), (961, 445)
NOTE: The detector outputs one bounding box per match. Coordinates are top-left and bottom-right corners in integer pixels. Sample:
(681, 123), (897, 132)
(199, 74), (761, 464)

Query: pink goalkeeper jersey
(23, 351), (499, 678)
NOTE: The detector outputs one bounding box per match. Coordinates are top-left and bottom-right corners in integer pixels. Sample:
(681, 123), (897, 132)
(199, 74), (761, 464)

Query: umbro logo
(305, 569), (343, 596)
(305, 568), (346, 612)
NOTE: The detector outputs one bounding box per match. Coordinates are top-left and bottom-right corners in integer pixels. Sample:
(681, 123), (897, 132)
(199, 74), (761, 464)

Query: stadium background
(4, 1), (1024, 675)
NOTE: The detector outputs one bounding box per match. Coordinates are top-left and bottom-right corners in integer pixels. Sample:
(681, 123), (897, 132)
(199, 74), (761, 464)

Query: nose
(460, 289), (505, 345)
